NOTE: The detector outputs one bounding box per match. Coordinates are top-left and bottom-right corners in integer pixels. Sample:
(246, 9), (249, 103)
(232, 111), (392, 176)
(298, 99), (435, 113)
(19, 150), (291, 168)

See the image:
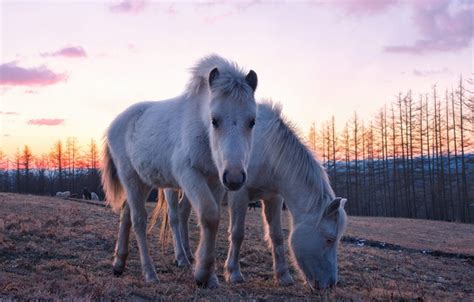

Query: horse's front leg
(113, 203), (131, 276)
(179, 171), (222, 288)
(262, 196), (294, 286)
(224, 191), (248, 283)
(164, 189), (191, 267)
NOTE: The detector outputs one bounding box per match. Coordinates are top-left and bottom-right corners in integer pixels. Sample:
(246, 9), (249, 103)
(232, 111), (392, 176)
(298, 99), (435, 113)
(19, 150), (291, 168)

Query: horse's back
(106, 98), (188, 188)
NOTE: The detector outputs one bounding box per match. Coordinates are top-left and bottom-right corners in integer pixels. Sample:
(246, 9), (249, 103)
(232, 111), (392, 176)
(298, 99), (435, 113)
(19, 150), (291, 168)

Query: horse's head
(207, 67), (257, 191)
(290, 197), (347, 290)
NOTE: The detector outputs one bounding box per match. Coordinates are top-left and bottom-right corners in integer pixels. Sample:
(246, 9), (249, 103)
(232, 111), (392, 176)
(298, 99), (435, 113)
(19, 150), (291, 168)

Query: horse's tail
(148, 189), (170, 247)
(101, 142), (124, 212)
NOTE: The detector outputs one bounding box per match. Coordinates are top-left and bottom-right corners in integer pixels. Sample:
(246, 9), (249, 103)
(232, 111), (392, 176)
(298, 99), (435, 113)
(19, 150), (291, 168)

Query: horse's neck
(190, 91), (212, 126)
(276, 180), (319, 223)
(258, 131), (330, 224)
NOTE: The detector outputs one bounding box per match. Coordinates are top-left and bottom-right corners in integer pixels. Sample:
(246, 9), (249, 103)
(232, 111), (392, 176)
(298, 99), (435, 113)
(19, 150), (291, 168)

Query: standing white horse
(161, 102), (347, 290)
(101, 55), (258, 288)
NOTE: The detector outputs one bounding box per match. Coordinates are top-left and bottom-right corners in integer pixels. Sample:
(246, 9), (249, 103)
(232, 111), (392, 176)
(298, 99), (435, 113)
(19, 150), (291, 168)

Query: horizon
(1, 0), (473, 157)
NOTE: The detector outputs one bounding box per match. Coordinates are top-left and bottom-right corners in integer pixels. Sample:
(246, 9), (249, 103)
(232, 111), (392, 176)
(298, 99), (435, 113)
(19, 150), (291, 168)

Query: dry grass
(0, 192), (472, 301)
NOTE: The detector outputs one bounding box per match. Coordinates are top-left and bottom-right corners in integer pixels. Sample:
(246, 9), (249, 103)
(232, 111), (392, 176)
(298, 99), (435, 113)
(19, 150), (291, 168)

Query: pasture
(0, 192), (472, 300)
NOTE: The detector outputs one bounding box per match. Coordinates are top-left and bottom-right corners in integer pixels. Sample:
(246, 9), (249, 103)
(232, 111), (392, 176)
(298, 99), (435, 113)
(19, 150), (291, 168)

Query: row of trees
(1, 78), (472, 223)
(309, 77), (473, 223)
(0, 138), (102, 198)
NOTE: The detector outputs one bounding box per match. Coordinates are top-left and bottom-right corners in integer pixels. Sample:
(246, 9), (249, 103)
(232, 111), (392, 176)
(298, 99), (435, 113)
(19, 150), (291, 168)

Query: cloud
(334, 0), (399, 15)
(0, 111), (19, 115)
(0, 62), (68, 86)
(384, 0), (474, 54)
(41, 46), (87, 58)
(412, 67), (451, 77)
(109, 0), (147, 14)
(199, 1), (260, 24)
(27, 118), (64, 126)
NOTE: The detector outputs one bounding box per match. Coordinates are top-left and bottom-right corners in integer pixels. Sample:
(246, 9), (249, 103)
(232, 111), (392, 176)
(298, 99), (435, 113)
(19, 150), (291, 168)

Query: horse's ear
(209, 68), (219, 87)
(245, 70), (258, 92)
(325, 197), (345, 218)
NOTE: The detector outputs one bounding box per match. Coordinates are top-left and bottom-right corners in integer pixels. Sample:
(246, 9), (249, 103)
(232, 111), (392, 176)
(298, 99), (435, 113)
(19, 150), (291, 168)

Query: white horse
(91, 192), (99, 201)
(55, 191), (71, 198)
(100, 55), (258, 288)
(160, 102), (347, 290)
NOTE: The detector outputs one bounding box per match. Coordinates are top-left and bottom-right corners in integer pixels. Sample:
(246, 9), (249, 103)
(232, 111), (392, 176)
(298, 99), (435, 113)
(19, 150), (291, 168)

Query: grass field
(0, 192), (472, 300)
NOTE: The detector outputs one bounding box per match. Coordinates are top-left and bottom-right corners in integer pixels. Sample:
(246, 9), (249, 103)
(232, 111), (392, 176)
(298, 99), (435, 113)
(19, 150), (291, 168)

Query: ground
(0, 193), (472, 301)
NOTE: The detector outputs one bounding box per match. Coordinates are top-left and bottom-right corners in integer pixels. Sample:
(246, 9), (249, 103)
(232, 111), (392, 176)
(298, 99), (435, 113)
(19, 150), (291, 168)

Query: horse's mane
(258, 100), (335, 216)
(184, 54), (254, 100)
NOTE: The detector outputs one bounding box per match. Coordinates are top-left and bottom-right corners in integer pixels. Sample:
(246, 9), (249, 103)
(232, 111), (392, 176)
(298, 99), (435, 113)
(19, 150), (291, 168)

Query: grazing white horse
(55, 191), (71, 198)
(100, 55), (258, 288)
(160, 102), (347, 290)
(91, 192), (99, 201)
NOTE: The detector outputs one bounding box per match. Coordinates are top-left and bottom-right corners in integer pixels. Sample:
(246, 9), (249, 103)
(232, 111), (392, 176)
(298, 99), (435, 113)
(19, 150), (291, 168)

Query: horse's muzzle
(222, 169), (246, 191)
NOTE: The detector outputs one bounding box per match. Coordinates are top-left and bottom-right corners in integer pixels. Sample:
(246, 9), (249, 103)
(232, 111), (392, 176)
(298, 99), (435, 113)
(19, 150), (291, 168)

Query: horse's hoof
(175, 258), (191, 268)
(144, 275), (159, 284)
(226, 271), (245, 283)
(277, 272), (294, 286)
(196, 273), (219, 289)
(112, 261), (125, 276)
(144, 270), (159, 283)
(113, 267), (124, 276)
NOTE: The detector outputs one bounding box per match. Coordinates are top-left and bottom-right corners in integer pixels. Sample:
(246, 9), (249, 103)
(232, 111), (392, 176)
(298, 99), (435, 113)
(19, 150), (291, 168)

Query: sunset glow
(1, 0), (472, 157)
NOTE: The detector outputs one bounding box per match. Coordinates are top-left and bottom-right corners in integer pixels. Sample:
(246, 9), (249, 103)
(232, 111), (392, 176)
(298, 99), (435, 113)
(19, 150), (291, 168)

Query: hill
(0, 193), (472, 300)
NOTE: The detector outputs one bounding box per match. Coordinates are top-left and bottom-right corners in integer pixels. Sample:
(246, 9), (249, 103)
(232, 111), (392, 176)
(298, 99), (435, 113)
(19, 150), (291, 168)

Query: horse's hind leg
(224, 191), (248, 283)
(113, 203), (131, 276)
(123, 177), (157, 283)
(262, 196), (294, 286)
(164, 189), (191, 267)
(178, 193), (194, 262)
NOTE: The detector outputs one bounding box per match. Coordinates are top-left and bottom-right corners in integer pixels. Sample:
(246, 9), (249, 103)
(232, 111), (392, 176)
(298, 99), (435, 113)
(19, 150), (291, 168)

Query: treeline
(0, 138), (103, 198)
(310, 77), (473, 223)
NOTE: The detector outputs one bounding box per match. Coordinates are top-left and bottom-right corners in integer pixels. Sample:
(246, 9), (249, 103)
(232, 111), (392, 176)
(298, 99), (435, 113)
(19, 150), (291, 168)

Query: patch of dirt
(0, 192), (472, 300)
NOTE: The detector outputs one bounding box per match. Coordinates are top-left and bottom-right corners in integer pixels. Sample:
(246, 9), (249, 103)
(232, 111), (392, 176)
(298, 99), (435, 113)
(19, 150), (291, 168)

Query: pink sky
(1, 0), (472, 157)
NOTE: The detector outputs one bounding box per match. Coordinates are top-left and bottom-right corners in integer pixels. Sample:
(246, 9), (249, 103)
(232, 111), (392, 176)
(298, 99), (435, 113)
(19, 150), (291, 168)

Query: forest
(309, 77), (473, 223)
(0, 77), (472, 222)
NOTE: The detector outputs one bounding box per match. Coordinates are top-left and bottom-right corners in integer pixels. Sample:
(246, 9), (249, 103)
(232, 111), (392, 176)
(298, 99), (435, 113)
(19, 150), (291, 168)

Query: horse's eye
(326, 238), (335, 245)
(211, 118), (219, 128)
(249, 119), (256, 129)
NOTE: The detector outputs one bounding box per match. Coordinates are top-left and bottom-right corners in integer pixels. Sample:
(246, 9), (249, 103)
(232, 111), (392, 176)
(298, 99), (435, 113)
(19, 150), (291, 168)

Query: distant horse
(247, 200), (260, 211)
(101, 55), (258, 288)
(91, 192), (99, 201)
(55, 191), (70, 198)
(162, 102), (347, 290)
(82, 188), (92, 200)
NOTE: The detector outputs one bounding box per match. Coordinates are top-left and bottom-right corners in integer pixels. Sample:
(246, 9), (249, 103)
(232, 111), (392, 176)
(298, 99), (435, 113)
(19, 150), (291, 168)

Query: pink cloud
(384, 0), (474, 54)
(0, 62), (68, 87)
(412, 67), (451, 77)
(110, 0), (147, 14)
(335, 0), (399, 15)
(27, 118), (64, 126)
(0, 111), (19, 115)
(41, 46), (87, 58)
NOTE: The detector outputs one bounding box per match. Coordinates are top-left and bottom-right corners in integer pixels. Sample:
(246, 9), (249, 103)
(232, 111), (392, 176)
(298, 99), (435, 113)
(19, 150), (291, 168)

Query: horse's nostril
(222, 171), (229, 185)
(241, 171), (247, 184)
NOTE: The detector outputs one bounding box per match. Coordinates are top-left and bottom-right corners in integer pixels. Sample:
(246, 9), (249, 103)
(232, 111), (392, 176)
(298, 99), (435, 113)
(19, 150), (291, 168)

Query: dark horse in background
(82, 187), (92, 200)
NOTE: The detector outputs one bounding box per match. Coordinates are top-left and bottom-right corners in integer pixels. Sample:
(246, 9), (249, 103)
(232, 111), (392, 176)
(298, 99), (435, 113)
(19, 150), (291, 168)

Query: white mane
(184, 54), (254, 101)
(258, 100), (336, 214)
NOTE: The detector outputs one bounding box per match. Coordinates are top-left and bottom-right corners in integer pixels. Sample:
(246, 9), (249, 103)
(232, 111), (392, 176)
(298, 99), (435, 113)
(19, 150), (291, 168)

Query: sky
(1, 0), (473, 157)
